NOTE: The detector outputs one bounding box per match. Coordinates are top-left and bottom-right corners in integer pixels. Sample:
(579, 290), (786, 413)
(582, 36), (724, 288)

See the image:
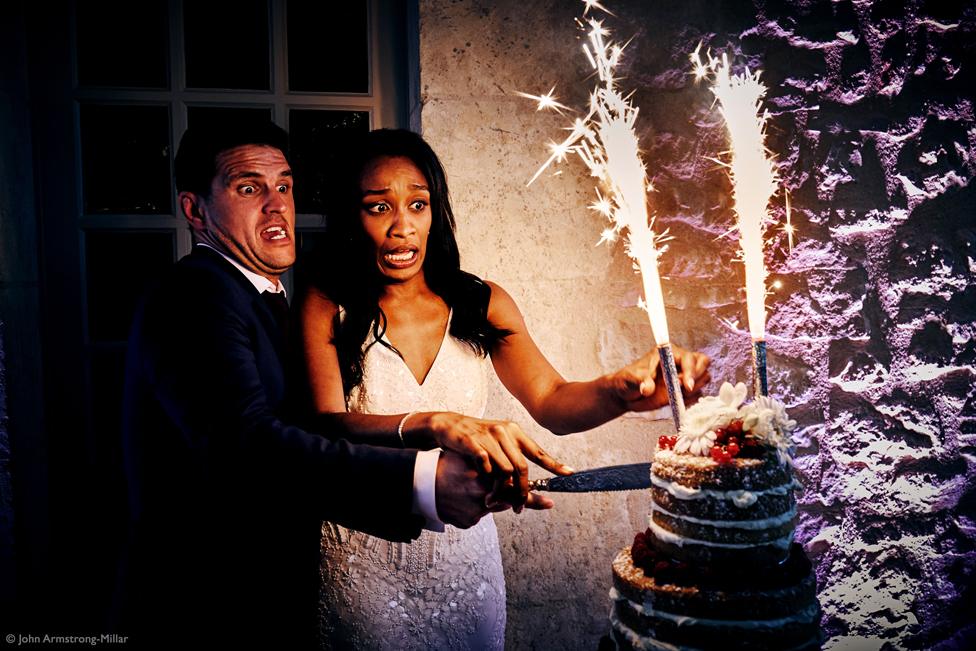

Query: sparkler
(523, 7), (685, 431)
(692, 46), (779, 397)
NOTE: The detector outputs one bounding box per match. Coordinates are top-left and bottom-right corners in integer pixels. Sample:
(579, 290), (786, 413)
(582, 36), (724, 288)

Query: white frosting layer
(647, 519), (794, 550)
(651, 503), (797, 531)
(611, 588), (820, 629)
(650, 473), (799, 508)
(609, 601), (818, 651)
(609, 604), (699, 651)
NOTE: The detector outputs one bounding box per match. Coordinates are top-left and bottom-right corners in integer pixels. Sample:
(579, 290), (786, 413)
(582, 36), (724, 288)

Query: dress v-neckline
(379, 310), (452, 388)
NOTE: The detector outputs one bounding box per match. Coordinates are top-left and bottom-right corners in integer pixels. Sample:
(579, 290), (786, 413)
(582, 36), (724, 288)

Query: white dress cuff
(412, 448), (445, 532)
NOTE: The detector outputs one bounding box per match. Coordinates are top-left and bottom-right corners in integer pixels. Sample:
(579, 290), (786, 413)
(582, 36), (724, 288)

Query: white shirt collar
(195, 242), (286, 296)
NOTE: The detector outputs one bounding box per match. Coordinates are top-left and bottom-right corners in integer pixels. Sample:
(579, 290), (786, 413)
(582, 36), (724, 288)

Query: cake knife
(528, 462), (651, 493)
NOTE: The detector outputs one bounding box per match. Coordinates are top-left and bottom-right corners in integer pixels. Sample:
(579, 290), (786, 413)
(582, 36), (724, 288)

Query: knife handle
(528, 478), (550, 491)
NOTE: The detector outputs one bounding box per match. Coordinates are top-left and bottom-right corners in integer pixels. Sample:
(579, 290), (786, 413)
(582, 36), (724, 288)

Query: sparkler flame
(694, 49), (779, 344)
(521, 2), (685, 429)
(692, 46), (784, 397)
(524, 14), (672, 347)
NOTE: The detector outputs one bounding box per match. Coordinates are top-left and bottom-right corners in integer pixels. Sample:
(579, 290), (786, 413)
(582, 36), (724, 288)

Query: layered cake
(610, 382), (821, 650)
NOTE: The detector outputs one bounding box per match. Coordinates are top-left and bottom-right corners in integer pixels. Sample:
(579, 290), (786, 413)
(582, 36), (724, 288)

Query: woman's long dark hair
(306, 128), (511, 396)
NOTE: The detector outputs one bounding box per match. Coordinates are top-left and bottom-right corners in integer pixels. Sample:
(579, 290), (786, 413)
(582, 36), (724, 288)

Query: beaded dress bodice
(318, 313), (506, 650)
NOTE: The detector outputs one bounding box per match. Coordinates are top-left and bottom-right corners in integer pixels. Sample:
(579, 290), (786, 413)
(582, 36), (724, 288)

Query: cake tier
(610, 545), (821, 651)
(649, 449), (797, 568)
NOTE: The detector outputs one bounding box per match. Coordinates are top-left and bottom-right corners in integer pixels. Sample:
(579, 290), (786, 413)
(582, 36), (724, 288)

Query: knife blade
(528, 462), (651, 493)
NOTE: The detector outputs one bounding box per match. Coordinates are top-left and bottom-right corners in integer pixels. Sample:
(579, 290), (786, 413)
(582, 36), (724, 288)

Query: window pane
(80, 104), (172, 214)
(77, 0), (168, 88)
(298, 229), (328, 256)
(289, 109), (370, 214)
(287, 0), (368, 93)
(86, 231), (175, 342)
(187, 106), (274, 131)
(184, 0), (270, 90)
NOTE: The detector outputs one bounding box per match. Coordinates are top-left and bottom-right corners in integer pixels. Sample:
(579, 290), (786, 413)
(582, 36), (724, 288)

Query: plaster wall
(418, 1), (976, 649)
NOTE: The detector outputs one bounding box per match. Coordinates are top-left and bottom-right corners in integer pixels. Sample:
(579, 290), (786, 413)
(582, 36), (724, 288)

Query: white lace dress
(318, 313), (506, 650)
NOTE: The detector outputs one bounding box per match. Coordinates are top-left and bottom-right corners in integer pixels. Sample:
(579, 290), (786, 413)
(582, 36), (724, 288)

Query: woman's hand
(486, 476), (554, 514)
(425, 412), (574, 505)
(606, 345), (711, 412)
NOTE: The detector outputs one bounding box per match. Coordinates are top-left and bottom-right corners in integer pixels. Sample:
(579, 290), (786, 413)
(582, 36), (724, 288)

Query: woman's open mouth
(382, 247), (419, 269)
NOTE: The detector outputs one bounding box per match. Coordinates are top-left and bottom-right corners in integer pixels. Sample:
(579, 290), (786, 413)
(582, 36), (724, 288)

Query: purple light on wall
(606, 0), (976, 647)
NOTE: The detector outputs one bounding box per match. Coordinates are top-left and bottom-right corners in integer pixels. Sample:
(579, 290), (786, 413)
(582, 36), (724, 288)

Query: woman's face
(358, 155), (432, 284)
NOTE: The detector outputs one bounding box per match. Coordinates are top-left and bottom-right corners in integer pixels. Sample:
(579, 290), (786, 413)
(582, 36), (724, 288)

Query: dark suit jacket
(117, 246), (422, 648)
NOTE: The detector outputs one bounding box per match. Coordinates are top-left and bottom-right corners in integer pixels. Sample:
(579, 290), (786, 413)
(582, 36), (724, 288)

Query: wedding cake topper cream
(664, 381), (797, 465)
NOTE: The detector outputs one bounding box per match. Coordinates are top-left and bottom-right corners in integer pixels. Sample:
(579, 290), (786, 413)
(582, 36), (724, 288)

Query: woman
(299, 129), (710, 649)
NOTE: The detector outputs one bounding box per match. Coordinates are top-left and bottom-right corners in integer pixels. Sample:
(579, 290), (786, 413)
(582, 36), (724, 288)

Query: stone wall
(419, 0), (975, 649)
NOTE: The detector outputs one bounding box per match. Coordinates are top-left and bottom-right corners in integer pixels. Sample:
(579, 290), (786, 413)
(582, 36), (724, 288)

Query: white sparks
(515, 87), (572, 115)
(582, 0), (614, 16)
(689, 42), (710, 82)
(783, 189), (796, 251)
(521, 8), (673, 347)
(598, 227), (618, 246)
(699, 51), (779, 342)
(590, 191), (614, 217)
(548, 140), (572, 161)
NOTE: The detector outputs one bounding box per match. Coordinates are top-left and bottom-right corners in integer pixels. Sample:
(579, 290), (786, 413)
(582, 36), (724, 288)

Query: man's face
(185, 144), (296, 282)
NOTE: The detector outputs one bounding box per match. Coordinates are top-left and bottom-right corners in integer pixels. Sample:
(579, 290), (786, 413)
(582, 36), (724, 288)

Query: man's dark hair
(174, 119), (290, 196)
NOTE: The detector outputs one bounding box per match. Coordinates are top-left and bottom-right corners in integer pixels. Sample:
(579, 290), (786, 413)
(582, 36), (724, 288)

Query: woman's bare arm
(298, 286), (573, 491)
(486, 281), (710, 434)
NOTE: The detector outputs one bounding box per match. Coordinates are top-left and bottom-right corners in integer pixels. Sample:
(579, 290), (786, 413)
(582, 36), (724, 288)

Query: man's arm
(138, 276), (422, 540)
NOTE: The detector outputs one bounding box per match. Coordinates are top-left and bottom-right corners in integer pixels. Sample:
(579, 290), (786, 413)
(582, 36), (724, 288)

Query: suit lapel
(189, 246), (288, 353)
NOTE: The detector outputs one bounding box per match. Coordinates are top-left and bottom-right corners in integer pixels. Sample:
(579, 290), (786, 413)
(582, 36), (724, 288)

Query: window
(28, 0), (416, 625)
(72, 0), (412, 432)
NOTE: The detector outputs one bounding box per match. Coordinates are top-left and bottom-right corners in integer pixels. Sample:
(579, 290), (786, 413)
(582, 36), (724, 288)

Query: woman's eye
(366, 202), (389, 214)
(410, 200), (428, 211)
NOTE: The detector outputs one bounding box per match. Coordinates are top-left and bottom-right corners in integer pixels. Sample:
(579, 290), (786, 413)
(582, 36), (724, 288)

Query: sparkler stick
(693, 48), (778, 397)
(523, 7), (685, 430)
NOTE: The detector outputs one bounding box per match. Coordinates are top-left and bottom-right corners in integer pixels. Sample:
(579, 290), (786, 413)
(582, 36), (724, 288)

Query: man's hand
(434, 449), (496, 529)
(608, 345), (711, 412)
(427, 412), (573, 507)
(485, 477), (554, 514)
(434, 451), (555, 527)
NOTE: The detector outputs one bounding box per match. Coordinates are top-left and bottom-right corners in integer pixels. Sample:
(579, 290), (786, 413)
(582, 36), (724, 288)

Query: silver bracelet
(397, 411), (417, 448)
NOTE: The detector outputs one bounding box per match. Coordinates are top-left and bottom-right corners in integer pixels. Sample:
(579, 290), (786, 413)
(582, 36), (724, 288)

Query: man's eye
(277, 184), (290, 193)
(239, 185), (257, 195)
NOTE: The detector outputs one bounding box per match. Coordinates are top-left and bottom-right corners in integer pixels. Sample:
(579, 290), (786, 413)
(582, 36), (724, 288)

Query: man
(116, 120), (554, 647)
